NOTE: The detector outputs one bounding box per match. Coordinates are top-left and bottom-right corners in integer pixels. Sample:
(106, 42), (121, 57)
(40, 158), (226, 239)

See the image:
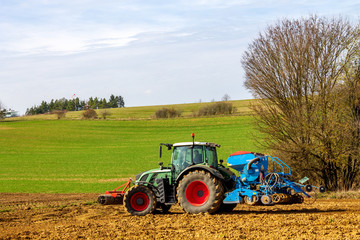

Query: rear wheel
(177, 170), (224, 214)
(124, 185), (156, 216)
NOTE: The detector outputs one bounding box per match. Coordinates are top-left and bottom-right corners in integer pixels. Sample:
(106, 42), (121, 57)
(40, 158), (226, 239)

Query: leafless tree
(242, 15), (360, 190)
(222, 94), (231, 102)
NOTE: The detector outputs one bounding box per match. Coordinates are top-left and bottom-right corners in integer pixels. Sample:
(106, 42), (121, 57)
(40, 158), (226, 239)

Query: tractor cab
(171, 142), (220, 178)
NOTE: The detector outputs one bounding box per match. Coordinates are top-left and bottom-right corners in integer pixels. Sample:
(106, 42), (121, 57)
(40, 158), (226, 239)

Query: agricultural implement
(97, 179), (132, 205)
(222, 151), (325, 207)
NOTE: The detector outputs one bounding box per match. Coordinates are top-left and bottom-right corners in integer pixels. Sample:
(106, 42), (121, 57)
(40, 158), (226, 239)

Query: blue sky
(0, 0), (359, 114)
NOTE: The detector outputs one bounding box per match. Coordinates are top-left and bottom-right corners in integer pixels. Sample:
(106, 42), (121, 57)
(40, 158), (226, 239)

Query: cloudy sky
(0, 0), (359, 114)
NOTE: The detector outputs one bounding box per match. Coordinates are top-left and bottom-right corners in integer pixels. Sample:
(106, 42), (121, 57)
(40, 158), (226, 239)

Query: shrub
(83, 109), (98, 119)
(197, 102), (236, 116)
(155, 108), (182, 118)
(100, 110), (111, 119)
(51, 110), (66, 119)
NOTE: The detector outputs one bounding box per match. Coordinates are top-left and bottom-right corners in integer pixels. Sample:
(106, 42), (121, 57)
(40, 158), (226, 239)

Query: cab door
(171, 145), (204, 180)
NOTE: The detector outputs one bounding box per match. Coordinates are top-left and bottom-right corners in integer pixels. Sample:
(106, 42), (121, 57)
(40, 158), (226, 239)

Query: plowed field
(1, 193), (359, 239)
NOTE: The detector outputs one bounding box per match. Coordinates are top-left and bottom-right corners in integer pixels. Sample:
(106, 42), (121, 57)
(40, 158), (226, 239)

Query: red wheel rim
(130, 192), (149, 211)
(185, 181), (209, 206)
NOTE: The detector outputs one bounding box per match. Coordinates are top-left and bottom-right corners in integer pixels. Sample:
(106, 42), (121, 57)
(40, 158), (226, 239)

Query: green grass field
(0, 101), (263, 193)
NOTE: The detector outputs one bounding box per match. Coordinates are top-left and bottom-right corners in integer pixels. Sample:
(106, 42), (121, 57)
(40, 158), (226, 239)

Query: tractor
(98, 134), (236, 216)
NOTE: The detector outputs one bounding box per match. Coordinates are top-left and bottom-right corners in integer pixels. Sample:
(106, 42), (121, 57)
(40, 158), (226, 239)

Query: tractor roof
(173, 142), (220, 148)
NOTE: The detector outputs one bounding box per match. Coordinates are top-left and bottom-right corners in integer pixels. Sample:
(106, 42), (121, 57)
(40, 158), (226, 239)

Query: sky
(0, 0), (359, 115)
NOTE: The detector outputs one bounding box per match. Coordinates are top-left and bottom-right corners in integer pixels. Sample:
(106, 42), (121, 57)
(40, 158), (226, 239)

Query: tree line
(25, 95), (124, 115)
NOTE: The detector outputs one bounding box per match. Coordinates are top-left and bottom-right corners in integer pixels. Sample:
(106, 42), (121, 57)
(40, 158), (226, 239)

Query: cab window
(205, 146), (218, 168)
(172, 146), (190, 175)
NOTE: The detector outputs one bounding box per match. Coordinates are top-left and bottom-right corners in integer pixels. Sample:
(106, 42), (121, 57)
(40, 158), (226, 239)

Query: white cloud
(0, 21), (174, 55)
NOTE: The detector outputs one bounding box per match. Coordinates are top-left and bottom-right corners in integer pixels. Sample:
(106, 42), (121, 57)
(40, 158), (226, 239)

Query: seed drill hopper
(223, 151), (325, 206)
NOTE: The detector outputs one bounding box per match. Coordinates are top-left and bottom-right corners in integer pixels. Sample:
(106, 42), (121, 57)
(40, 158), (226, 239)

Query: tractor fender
(176, 165), (224, 184)
(135, 181), (161, 196)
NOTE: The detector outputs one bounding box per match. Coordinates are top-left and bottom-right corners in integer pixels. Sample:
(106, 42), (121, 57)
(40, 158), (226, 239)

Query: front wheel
(124, 185), (156, 216)
(177, 170), (224, 214)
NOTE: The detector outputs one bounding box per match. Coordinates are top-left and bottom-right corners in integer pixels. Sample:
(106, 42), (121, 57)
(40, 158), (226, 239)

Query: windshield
(172, 145), (204, 175)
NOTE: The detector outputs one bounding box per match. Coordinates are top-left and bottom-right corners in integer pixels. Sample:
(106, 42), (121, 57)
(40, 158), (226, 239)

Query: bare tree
(221, 94), (231, 102)
(242, 15), (360, 190)
(340, 56), (360, 189)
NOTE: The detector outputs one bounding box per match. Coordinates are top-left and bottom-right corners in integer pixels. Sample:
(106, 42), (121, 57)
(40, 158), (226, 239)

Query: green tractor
(123, 134), (236, 216)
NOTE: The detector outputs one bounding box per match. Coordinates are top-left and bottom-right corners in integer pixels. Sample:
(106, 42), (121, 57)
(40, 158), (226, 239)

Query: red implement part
(229, 151), (253, 156)
(98, 179), (132, 205)
(105, 178), (132, 198)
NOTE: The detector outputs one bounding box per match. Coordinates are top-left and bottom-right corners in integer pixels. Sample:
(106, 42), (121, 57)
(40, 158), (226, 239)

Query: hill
(7, 99), (255, 121)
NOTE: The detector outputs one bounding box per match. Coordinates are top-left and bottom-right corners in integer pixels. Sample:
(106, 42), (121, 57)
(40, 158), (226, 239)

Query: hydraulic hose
(247, 157), (260, 170)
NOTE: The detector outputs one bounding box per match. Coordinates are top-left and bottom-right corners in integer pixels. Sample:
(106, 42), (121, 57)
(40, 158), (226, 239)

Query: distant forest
(26, 95), (125, 115)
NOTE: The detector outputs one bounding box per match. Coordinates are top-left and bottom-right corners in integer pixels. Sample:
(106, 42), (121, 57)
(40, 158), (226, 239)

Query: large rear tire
(177, 170), (224, 214)
(124, 185), (156, 216)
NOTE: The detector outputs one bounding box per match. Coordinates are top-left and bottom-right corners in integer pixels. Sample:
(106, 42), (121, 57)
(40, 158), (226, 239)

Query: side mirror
(219, 159), (224, 166)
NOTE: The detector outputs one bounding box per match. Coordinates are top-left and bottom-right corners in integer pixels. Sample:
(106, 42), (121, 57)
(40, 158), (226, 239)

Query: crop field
(0, 113), (261, 193)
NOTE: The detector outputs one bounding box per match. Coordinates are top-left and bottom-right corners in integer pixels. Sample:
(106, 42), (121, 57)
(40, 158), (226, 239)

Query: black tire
(218, 203), (237, 212)
(177, 170), (224, 214)
(124, 185), (156, 216)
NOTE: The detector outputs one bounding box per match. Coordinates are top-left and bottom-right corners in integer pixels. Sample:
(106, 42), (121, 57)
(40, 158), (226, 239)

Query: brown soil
(0, 193), (359, 239)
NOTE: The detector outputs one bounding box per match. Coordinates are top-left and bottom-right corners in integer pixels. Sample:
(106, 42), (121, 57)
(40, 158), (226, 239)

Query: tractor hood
(135, 167), (172, 184)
